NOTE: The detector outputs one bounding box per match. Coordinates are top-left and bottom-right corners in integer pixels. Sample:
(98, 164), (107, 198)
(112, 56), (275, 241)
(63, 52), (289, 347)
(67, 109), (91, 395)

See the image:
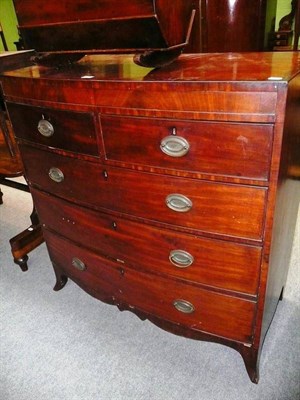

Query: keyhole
(103, 170), (108, 180)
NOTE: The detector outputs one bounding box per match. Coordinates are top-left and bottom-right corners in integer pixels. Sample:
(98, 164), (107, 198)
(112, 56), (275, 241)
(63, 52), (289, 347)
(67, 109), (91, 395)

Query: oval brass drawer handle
(166, 193), (193, 212)
(72, 257), (86, 271)
(160, 135), (190, 157)
(169, 250), (194, 268)
(37, 119), (54, 137)
(49, 167), (64, 183)
(173, 299), (195, 314)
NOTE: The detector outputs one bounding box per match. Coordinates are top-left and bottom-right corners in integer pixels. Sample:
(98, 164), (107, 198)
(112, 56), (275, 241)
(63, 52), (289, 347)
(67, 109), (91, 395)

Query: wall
(275, 0), (294, 29)
(0, 0), (19, 51)
(265, 0), (278, 47)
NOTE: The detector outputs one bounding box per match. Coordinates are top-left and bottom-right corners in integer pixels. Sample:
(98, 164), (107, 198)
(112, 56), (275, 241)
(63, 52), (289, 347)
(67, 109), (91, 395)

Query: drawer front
(7, 102), (98, 156)
(101, 115), (273, 180)
(45, 231), (256, 343)
(22, 146), (267, 240)
(32, 189), (261, 295)
(269, 32), (290, 40)
(271, 40), (288, 46)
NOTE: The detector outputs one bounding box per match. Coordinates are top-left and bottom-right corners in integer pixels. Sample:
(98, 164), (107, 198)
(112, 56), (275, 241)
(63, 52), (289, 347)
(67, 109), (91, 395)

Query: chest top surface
(2, 52), (299, 126)
(1, 52), (300, 85)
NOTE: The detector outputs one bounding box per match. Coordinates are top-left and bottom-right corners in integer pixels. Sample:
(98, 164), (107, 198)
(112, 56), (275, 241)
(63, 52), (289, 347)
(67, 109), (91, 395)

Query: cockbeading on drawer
(7, 102), (99, 157)
(101, 115), (273, 181)
(21, 145), (267, 242)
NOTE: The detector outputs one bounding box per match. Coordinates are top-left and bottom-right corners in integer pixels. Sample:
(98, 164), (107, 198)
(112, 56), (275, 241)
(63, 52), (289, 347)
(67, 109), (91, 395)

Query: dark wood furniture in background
(1, 52), (299, 383)
(187, 0), (274, 52)
(12, 0), (196, 68)
(0, 51), (44, 271)
(12, 0), (277, 61)
(293, 0), (300, 49)
(269, 29), (294, 49)
(269, 0), (298, 50)
(0, 23), (9, 51)
(0, 100), (23, 203)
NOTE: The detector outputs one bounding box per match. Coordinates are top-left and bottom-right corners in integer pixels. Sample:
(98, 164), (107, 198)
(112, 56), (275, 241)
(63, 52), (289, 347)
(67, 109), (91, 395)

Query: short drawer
(271, 40), (288, 46)
(45, 231), (256, 343)
(22, 145), (267, 240)
(7, 102), (98, 156)
(269, 32), (291, 40)
(32, 189), (262, 295)
(101, 115), (273, 180)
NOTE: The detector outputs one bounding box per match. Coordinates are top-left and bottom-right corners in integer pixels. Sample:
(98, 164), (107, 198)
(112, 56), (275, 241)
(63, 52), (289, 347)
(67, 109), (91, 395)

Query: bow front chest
(1, 52), (299, 383)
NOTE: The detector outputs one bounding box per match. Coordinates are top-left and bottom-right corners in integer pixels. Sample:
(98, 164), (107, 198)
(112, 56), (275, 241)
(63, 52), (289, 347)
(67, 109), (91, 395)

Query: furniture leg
(239, 346), (260, 384)
(52, 263), (68, 291)
(10, 223), (44, 271)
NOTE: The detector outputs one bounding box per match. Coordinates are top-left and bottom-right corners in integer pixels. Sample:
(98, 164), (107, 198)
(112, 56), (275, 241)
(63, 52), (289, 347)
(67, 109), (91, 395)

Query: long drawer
(101, 115), (273, 180)
(32, 189), (262, 295)
(44, 230), (256, 343)
(22, 145), (267, 240)
(7, 102), (99, 156)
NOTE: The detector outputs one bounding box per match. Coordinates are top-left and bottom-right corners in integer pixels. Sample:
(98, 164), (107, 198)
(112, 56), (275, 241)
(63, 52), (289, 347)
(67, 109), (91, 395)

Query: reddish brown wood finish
(19, 144), (267, 241)
(31, 188), (262, 296)
(44, 230), (256, 343)
(0, 51), (44, 271)
(100, 115), (273, 180)
(200, 0), (269, 52)
(2, 52), (299, 384)
(13, 0), (273, 55)
(3, 52), (294, 123)
(0, 51), (34, 74)
(13, 0), (196, 67)
(7, 103), (98, 156)
(0, 51), (34, 178)
(0, 113), (22, 177)
(13, 0), (156, 25)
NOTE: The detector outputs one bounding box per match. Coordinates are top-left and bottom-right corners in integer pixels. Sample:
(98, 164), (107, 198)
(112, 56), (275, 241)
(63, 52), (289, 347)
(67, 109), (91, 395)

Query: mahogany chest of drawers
(1, 52), (299, 383)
